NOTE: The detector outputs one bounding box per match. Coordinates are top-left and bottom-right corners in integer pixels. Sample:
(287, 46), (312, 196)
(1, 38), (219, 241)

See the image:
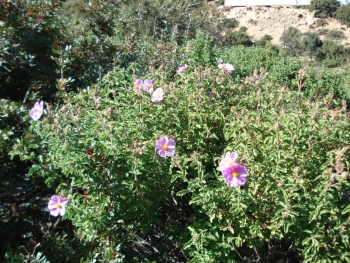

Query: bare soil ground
(220, 6), (350, 47)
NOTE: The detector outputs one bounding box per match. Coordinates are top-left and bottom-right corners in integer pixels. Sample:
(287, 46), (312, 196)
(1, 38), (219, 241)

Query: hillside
(221, 6), (350, 47)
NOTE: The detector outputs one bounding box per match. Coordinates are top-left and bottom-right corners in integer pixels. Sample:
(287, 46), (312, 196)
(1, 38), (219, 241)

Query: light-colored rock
(306, 19), (314, 26)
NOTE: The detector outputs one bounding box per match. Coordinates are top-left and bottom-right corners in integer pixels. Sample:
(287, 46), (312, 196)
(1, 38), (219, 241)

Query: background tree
(223, 31), (253, 47)
(280, 27), (304, 56)
(255, 34), (274, 47)
(309, 0), (340, 18)
(302, 32), (323, 59)
(336, 4), (350, 27)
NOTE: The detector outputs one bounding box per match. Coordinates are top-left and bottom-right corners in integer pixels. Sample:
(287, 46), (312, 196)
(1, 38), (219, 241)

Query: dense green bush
(320, 40), (350, 67)
(0, 0), (65, 102)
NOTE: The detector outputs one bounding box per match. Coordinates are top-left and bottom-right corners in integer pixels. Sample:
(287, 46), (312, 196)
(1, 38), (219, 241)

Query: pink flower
(30, 101), (44, 121)
(155, 136), (176, 157)
(143, 79), (154, 93)
(48, 195), (69, 217)
(218, 63), (234, 74)
(219, 151), (238, 171)
(133, 79), (143, 92)
(151, 88), (164, 102)
(222, 163), (248, 187)
(176, 64), (187, 74)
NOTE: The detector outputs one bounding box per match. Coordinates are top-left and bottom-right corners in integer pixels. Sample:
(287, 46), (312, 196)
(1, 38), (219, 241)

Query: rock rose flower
(176, 64), (187, 74)
(219, 151), (238, 171)
(155, 136), (176, 157)
(48, 195), (69, 217)
(30, 101), (44, 121)
(133, 79), (143, 92)
(151, 88), (164, 102)
(218, 63), (234, 74)
(143, 79), (154, 93)
(222, 163), (248, 187)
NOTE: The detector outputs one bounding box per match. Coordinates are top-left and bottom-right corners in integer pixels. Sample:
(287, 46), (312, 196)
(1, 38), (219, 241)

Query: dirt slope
(220, 6), (350, 47)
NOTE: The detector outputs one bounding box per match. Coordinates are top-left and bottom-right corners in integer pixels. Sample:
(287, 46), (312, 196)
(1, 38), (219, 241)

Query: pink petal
(50, 208), (60, 217)
(58, 206), (66, 216)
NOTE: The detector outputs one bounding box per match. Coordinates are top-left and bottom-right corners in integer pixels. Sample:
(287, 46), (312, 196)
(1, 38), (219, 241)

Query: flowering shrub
(13, 63), (350, 262)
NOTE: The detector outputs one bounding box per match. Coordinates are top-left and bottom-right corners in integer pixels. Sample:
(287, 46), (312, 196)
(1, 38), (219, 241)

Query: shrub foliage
(2, 1), (350, 262)
(12, 46), (350, 261)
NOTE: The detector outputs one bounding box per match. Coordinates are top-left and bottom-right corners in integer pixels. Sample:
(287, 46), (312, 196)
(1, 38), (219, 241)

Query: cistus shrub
(13, 60), (350, 262)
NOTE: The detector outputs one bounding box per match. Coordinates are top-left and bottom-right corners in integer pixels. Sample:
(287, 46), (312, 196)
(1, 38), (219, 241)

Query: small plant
(316, 18), (329, 27)
(239, 26), (248, 32)
(327, 29), (346, 40)
(248, 19), (258, 25)
(317, 28), (329, 35)
(218, 18), (240, 30)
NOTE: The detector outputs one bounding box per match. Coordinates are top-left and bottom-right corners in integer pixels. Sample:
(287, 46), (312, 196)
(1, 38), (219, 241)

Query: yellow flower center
(56, 203), (62, 209)
(232, 171), (239, 178)
(228, 161), (233, 166)
(162, 144), (168, 150)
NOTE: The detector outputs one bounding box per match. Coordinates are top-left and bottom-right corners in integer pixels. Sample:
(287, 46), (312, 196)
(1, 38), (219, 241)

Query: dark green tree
(223, 31), (253, 47)
(302, 32), (323, 59)
(256, 34), (273, 47)
(280, 27), (303, 56)
(336, 4), (350, 27)
(309, 0), (340, 18)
